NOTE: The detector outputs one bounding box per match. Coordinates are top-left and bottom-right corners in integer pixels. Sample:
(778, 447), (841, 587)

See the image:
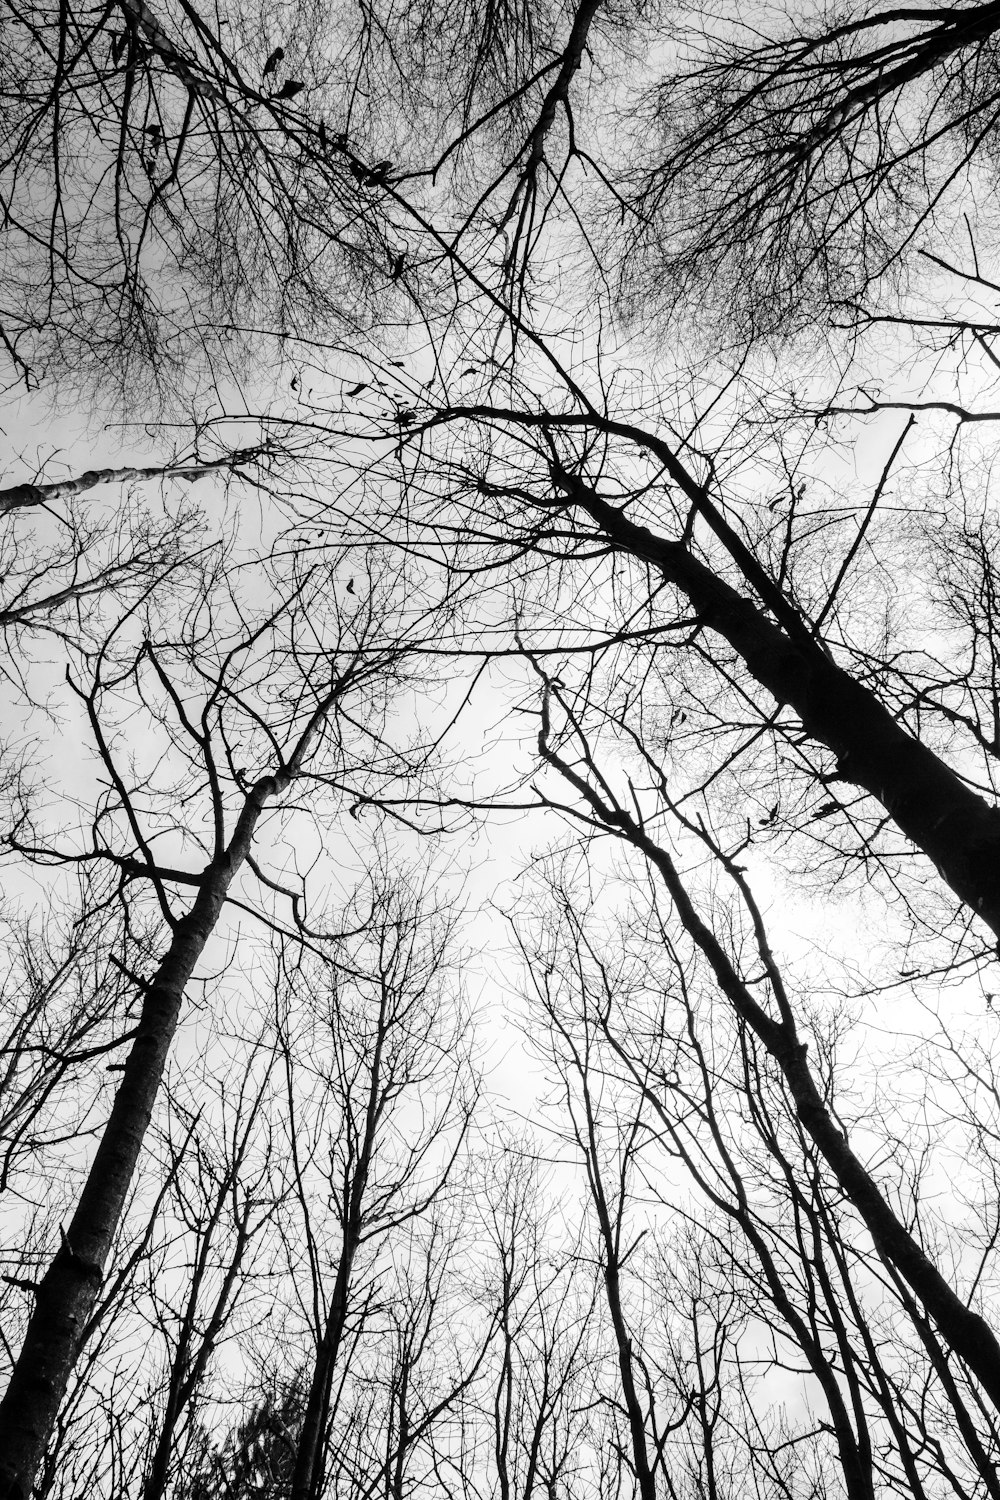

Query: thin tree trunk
(291, 1251), (356, 1500)
(575, 1084), (658, 1500)
(601, 1259), (658, 1500)
(290, 1004), (387, 1500)
(142, 1209), (251, 1500)
(541, 716), (1000, 1411)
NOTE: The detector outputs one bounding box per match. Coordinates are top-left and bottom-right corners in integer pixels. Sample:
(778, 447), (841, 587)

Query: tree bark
(0, 450), (260, 516)
(0, 767), (298, 1499)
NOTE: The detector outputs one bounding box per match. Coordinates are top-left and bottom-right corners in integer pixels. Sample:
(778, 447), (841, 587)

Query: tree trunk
(601, 1260), (658, 1500)
(0, 773), (285, 1499)
(555, 464), (1000, 940)
(290, 1252), (355, 1500)
(290, 1010), (385, 1500)
(0, 450), (259, 516)
(637, 810), (1000, 1410)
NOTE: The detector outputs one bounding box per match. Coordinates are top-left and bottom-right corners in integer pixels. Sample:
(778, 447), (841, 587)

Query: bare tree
(272, 869), (478, 1500)
(0, 540), (442, 1495)
(616, 1), (1000, 341)
(524, 961), (666, 1500)
(0, 478), (205, 670)
(474, 1142), (597, 1500)
(12, 3), (1000, 1499)
(517, 695), (1000, 1495)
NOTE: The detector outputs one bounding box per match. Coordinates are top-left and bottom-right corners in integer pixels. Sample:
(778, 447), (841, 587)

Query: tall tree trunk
(290, 1250), (356, 1500)
(290, 1003), (386, 1500)
(600, 1259), (658, 1500)
(0, 726), (328, 1497)
(574, 1079), (658, 1500)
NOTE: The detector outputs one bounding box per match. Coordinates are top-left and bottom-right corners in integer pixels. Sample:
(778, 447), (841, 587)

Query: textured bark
(0, 450), (259, 516)
(0, 769), (296, 1498)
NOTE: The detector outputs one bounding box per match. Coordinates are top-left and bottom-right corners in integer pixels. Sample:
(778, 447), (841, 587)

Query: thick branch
(554, 466), (1000, 941)
(0, 449), (260, 517)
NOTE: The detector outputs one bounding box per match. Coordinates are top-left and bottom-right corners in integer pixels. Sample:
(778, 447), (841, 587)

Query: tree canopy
(5, 1), (1000, 1497)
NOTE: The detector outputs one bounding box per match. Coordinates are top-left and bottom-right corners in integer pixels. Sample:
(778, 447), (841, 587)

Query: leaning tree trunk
(0, 448), (261, 517)
(550, 457), (1000, 941)
(0, 752), (318, 1498)
(446, 403), (1000, 938)
(539, 718), (1000, 1415)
